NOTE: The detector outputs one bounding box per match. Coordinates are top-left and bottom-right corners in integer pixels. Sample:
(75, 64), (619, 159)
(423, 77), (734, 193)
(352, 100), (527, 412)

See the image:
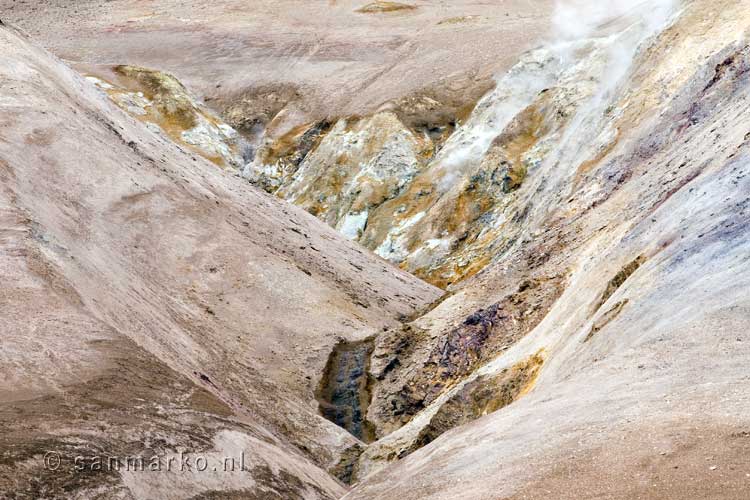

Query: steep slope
(0, 23), (440, 498)
(3, 0), (750, 499)
(343, 0), (750, 497)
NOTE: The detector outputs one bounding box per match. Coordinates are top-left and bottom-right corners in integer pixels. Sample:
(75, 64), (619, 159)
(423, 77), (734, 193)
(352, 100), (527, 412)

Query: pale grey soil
(2, 1), (750, 499)
(1, 0), (553, 132)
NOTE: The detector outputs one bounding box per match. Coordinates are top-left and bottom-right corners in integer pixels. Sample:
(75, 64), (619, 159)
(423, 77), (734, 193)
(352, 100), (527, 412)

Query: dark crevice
(316, 338), (376, 444)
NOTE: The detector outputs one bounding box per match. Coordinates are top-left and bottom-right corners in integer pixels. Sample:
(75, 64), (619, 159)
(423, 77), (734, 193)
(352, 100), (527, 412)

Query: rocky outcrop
(410, 351), (544, 449)
(84, 65), (247, 168)
(356, 2), (417, 14)
(345, 1), (750, 497)
(367, 273), (566, 437)
(241, 34), (614, 289)
(4, 0), (553, 292)
(246, 112), (432, 242)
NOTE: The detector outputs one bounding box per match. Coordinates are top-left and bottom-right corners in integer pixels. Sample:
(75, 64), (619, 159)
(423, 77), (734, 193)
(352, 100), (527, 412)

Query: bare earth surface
(2, 1), (750, 499)
(1, 0), (553, 133)
(0, 22), (439, 498)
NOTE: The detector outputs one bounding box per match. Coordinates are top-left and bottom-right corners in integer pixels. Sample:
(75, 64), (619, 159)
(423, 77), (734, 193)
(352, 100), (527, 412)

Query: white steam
(433, 0), (679, 191)
(552, 0), (676, 41)
(435, 49), (562, 190)
(549, 0), (678, 171)
(551, 0), (677, 92)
